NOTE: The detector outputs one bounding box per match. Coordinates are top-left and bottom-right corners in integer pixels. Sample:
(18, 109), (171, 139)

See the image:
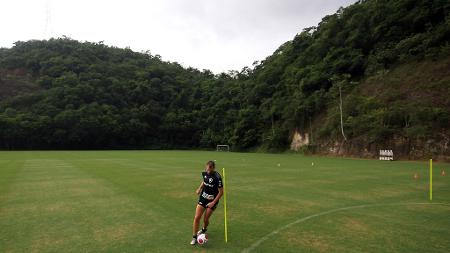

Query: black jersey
(200, 171), (223, 200)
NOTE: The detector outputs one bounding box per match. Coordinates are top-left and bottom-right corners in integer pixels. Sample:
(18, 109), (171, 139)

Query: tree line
(0, 0), (449, 155)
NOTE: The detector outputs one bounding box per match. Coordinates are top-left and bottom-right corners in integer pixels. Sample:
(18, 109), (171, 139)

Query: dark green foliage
(0, 0), (449, 154)
(0, 39), (209, 148)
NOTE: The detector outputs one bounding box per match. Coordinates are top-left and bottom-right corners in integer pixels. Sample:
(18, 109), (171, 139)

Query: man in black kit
(190, 160), (223, 245)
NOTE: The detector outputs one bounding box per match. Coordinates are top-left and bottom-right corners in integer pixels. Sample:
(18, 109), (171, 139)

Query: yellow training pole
(430, 159), (433, 201)
(222, 167), (228, 243)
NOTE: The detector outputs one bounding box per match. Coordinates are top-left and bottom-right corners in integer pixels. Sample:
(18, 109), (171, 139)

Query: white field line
(242, 202), (450, 253)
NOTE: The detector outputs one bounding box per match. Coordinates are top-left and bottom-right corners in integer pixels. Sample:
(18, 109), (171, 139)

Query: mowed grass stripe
(0, 160), (24, 205)
(66, 158), (188, 221)
(66, 157), (212, 251)
(0, 159), (171, 253)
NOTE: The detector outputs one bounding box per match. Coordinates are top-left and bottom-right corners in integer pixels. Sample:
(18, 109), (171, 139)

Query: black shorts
(198, 196), (219, 210)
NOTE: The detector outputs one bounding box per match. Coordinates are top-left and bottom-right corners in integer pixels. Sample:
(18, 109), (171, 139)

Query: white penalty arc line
(242, 202), (450, 253)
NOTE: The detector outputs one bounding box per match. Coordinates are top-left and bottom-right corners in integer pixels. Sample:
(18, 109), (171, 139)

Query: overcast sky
(1, 0), (355, 73)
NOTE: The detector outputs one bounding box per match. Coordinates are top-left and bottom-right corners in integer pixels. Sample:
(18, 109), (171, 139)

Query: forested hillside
(1, 0), (449, 159)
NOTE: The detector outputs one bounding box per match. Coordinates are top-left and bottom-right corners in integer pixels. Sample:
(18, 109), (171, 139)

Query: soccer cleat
(197, 228), (207, 235)
(190, 238), (197, 245)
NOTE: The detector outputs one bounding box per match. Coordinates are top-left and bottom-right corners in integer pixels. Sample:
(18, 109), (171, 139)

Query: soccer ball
(197, 233), (208, 245)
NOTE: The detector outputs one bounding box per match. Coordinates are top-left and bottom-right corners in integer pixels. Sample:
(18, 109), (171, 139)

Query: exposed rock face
(290, 130), (309, 151)
(289, 118), (450, 160)
(302, 135), (450, 161)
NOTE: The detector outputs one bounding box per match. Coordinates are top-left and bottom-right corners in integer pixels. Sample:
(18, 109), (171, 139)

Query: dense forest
(1, 0), (449, 159)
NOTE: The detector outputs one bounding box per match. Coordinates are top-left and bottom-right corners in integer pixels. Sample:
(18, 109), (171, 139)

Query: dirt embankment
(290, 57), (450, 161)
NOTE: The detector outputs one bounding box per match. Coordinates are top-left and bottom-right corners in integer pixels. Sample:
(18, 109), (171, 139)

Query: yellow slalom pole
(222, 167), (228, 243)
(430, 159), (433, 201)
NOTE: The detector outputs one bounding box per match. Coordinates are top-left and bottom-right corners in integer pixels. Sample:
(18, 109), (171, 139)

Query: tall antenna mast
(44, 0), (53, 38)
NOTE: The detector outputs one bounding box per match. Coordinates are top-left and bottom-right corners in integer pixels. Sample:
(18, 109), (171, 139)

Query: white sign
(379, 149), (394, 161)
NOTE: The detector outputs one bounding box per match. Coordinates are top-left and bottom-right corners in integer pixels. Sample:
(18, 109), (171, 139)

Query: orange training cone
(413, 173), (419, 180)
(441, 169), (446, 176)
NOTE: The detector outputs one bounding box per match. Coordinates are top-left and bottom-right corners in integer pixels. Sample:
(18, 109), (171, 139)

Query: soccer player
(190, 160), (223, 245)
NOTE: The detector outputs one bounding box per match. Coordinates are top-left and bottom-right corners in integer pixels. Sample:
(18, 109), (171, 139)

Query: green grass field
(0, 151), (449, 253)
